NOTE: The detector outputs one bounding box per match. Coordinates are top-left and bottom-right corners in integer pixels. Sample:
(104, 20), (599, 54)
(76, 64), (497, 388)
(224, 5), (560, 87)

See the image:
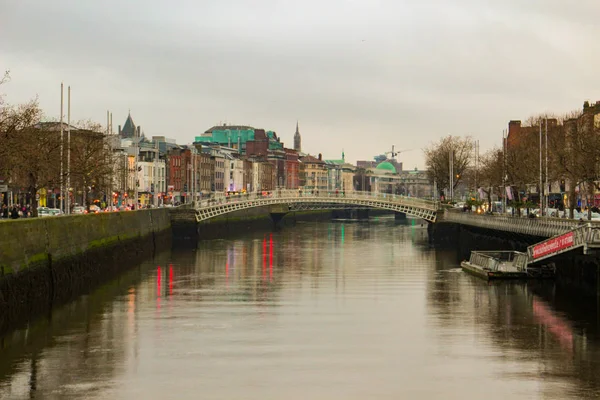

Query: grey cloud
(2, 0), (600, 168)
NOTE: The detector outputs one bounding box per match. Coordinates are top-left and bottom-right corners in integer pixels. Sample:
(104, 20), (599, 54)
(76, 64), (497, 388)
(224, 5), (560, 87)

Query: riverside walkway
(442, 210), (599, 237)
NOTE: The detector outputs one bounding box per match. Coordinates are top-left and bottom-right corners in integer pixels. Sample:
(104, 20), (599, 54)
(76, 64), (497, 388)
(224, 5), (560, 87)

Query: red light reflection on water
(225, 261), (229, 288)
(262, 236), (267, 280)
(532, 297), (573, 353)
(169, 264), (173, 296)
(269, 233), (273, 281)
(156, 266), (162, 310)
(157, 266), (161, 296)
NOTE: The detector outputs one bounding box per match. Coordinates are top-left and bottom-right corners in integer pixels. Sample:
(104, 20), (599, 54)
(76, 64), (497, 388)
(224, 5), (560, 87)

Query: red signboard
(532, 231), (574, 259)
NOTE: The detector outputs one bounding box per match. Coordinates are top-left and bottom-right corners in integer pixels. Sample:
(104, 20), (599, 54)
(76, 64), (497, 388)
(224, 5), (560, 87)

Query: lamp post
(134, 126), (139, 209)
(502, 129), (507, 214)
(66, 86), (71, 214)
(545, 118), (549, 215)
(449, 149), (454, 202)
(59, 83), (64, 213)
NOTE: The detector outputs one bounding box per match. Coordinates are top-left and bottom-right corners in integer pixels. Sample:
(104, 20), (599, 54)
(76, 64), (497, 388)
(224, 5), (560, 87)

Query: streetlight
(66, 86), (71, 214)
(59, 83), (64, 213)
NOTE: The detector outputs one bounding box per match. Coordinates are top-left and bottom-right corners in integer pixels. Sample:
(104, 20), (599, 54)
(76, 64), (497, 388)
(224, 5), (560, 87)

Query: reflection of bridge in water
(193, 190), (440, 223)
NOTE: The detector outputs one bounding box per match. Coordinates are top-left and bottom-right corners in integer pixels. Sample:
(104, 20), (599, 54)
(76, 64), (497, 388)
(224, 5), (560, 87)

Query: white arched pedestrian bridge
(193, 190), (440, 223)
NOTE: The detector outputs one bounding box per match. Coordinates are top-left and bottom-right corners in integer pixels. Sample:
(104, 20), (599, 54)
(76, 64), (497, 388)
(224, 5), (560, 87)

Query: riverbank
(0, 209), (171, 335)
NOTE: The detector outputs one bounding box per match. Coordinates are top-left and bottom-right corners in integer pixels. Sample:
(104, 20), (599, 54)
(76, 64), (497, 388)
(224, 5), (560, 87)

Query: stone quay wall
(0, 209), (172, 334)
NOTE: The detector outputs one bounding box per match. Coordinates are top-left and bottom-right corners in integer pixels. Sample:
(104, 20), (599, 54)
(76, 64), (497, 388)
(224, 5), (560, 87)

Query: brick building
(284, 148), (300, 189)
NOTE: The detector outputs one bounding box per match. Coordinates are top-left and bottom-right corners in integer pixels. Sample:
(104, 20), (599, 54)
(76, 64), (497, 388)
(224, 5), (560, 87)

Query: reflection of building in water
(425, 271), (600, 396)
(0, 254), (173, 399)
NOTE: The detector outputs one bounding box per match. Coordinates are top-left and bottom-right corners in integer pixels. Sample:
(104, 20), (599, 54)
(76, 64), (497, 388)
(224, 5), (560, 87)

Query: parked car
(38, 207), (51, 217)
(72, 206), (86, 214)
(38, 207), (61, 217)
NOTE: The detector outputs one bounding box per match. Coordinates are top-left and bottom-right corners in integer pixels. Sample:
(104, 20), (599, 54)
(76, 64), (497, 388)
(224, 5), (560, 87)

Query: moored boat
(461, 251), (529, 280)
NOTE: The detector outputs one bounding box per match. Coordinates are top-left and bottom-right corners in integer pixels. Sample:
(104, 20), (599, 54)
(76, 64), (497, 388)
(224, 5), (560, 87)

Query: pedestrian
(10, 206), (19, 219)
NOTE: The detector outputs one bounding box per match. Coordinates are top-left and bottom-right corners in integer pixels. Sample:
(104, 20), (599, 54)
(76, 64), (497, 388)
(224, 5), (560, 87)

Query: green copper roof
(194, 128), (283, 151)
(376, 161), (396, 173)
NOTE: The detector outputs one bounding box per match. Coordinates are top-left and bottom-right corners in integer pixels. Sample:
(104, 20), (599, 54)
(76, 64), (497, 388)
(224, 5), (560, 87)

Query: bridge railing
(194, 190), (439, 210)
(469, 250), (528, 271)
(443, 210), (599, 237)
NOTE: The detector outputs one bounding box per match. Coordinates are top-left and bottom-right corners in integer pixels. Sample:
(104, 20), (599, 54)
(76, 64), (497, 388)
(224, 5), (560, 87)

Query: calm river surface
(2, 219), (600, 399)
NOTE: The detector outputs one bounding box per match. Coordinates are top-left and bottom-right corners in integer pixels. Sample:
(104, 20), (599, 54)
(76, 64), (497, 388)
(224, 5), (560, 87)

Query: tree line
(425, 104), (600, 219)
(0, 72), (113, 216)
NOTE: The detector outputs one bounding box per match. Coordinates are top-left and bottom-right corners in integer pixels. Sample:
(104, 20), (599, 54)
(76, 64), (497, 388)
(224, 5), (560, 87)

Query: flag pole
(60, 83), (64, 213)
(66, 86), (71, 215)
(545, 118), (549, 215)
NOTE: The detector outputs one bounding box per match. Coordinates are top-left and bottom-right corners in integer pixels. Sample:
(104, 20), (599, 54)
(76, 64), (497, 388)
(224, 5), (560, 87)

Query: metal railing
(526, 224), (591, 263)
(443, 210), (595, 238)
(469, 251), (528, 271)
(193, 190), (440, 222)
(194, 190), (439, 210)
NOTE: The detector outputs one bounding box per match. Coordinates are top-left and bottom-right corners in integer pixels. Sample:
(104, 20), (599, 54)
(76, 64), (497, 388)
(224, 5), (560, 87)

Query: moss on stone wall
(0, 209), (171, 276)
(0, 210), (172, 335)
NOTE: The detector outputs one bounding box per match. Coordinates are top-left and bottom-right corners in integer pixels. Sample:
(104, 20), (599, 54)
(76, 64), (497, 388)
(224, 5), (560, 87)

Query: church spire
(120, 112), (136, 139)
(294, 121), (301, 152)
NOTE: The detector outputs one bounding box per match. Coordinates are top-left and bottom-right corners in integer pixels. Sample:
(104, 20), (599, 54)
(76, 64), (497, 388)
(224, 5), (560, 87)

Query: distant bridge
(193, 190), (439, 223)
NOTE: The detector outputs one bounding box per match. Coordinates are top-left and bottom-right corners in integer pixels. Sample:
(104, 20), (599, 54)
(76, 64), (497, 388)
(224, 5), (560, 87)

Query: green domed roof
(376, 161), (396, 173)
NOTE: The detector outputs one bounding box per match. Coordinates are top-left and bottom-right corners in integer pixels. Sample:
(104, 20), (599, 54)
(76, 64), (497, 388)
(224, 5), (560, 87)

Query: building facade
(300, 154), (327, 192)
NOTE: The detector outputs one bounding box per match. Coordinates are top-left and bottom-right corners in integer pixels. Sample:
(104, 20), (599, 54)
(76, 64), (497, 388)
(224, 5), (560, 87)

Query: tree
(505, 121), (540, 193)
(477, 147), (504, 209)
(425, 135), (474, 199)
(561, 112), (600, 219)
(69, 121), (114, 210)
(0, 71), (42, 193)
(8, 122), (62, 216)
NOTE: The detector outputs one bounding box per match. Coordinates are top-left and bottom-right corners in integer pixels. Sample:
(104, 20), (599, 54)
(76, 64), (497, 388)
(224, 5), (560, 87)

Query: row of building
(504, 100), (600, 208)
(104, 114), (432, 206)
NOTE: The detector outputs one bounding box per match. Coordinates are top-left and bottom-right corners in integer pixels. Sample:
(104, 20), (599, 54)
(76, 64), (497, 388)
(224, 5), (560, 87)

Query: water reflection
(1, 221), (600, 399)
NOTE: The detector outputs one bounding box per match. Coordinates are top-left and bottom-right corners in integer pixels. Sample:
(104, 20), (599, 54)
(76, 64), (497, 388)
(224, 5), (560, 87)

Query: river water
(1, 219), (600, 399)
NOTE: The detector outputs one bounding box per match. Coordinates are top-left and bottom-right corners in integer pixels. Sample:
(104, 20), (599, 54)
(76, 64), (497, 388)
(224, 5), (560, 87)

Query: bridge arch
(194, 190), (438, 223)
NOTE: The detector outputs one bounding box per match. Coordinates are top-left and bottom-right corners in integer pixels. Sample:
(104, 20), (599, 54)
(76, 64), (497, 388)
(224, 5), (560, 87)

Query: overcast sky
(2, 0), (600, 168)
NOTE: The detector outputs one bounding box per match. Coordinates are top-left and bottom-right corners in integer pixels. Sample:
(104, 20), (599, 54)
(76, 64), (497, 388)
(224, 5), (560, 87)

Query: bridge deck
(193, 190), (439, 223)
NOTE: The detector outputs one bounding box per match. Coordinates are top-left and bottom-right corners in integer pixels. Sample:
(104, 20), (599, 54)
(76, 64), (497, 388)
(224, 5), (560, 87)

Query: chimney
(318, 153), (322, 161)
(118, 125), (122, 136)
